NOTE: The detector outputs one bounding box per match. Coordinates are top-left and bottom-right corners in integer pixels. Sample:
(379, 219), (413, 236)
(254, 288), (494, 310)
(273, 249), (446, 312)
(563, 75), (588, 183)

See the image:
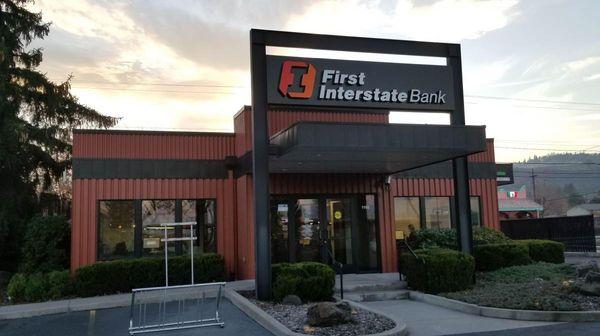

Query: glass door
(294, 199), (321, 262)
(326, 198), (354, 271)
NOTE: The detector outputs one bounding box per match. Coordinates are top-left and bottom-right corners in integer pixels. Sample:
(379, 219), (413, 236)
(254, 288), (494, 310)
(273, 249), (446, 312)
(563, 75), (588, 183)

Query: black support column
(250, 30), (272, 300)
(448, 46), (473, 254)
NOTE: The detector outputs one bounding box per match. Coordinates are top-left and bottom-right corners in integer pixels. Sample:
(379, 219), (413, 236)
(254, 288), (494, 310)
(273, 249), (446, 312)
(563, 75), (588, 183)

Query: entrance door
(294, 199), (321, 262)
(325, 198), (355, 271)
(270, 195), (380, 273)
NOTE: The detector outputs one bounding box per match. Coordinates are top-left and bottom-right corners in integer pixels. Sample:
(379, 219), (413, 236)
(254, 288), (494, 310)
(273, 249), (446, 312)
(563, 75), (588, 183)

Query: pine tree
(0, 0), (117, 271)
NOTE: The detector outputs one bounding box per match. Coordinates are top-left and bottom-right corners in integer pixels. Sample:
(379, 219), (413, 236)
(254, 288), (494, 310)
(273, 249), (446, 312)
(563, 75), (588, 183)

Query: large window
(424, 197), (452, 229)
(394, 197), (420, 240)
(393, 196), (483, 236)
(98, 199), (216, 261)
(98, 201), (135, 260)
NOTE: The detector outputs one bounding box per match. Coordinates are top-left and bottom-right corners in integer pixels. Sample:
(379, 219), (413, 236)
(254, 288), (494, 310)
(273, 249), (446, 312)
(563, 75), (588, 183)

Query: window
(393, 196), (484, 234)
(182, 200), (217, 254)
(98, 201), (135, 260)
(424, 197), (451, 229)
(142, 200), (176, 256)
(393, 197), (420, 240)
(470, 197), (482, 227)
(98, 199), (216, 261)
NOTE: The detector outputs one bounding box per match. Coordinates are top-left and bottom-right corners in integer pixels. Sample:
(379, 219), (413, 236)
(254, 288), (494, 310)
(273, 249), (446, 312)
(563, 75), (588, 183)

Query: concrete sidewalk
(363, 300), (557, 336)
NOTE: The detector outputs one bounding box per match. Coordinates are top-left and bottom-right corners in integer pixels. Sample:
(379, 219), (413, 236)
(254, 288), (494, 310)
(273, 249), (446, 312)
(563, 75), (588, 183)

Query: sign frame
(250, 29), (473, 300)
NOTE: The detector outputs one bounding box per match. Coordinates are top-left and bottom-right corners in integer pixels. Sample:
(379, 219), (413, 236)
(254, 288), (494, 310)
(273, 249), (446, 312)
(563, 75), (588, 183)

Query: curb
(0, 293), (131, 320)
(409, 291), (600, 322)
(565, 252), (600, 258)
(226, 289), (407, 336)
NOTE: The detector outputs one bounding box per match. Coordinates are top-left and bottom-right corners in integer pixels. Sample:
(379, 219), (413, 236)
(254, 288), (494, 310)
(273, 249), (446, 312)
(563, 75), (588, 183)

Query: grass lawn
(442, 263), (600, 311)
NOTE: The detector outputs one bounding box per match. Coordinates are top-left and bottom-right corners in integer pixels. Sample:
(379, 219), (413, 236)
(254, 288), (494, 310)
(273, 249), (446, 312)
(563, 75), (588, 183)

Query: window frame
(392, 195), (485, 236)
(96, 198), (217, 261)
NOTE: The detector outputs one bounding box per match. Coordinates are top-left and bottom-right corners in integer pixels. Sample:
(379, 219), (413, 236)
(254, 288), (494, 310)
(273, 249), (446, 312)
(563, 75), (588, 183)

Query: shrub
(7, 270), (71, 303)
(20, 215), (70, 274)
(400, 248), (475, 294)
(74, 254), (225, 297)
(272, 262), (335, 302)
(6, 273), (27, 303)
(409, 227), (510, 250)
(473, 243), (532, 272)
(516, 240), (565, 264)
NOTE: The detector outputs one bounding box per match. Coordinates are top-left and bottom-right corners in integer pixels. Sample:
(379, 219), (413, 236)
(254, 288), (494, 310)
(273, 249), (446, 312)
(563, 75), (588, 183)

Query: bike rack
(128, 221), (225, 335)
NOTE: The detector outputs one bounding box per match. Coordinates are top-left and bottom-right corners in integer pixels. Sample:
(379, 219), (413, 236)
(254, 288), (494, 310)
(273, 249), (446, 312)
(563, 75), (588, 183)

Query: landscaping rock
(307, 301), (354, 327)
(575, 271), (600, 296)
(575, 261), (600, 278)
(282, 294), (302, 306)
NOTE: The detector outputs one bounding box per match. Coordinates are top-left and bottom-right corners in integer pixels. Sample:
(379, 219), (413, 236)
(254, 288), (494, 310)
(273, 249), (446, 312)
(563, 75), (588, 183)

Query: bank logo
(278, 60), (316, 99)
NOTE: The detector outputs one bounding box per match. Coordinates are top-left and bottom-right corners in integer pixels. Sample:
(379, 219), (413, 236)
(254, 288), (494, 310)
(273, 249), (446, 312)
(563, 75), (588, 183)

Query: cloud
(284, 0), (520, 42)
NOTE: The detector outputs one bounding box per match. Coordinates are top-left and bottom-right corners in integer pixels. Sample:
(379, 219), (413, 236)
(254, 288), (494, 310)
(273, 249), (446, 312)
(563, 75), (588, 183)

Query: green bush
(409, 227), (510, 250)
(272, 262), (335, 302)
(74, 254), (225, 297)
(6, 273), (27, 303)
(7, 270), (71, 303)
(516, 240), (565, 264)
(473, 243), (532, 272)
(20, 215), (70, 274)
(400, 248), (475, 294)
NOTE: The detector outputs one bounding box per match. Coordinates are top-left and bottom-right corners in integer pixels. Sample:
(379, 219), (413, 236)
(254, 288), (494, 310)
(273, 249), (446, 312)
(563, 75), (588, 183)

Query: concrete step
(337, 289), (410, 302)
(337, 280), (407, 293)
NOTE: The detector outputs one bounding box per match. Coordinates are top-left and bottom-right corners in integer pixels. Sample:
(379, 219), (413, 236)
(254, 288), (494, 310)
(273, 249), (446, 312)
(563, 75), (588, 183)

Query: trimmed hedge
(74, 254), (225, 297)
(400, 248), (475, 294)
(7, 270), (71, 303)
(272, 262), (335, 302)
(516, 240), (565, 264)
(473, 243), (532, 272)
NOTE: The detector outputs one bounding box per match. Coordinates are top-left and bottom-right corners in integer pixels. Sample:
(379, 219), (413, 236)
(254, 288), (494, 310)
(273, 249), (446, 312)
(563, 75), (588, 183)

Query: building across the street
(71, 105), (499, 279)
(498, 185), (543, 220)
(568, 203), (600, 220)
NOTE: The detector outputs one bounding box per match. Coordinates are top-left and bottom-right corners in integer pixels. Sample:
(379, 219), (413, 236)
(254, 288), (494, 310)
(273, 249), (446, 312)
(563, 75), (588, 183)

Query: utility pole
(531, 168), (538, 215)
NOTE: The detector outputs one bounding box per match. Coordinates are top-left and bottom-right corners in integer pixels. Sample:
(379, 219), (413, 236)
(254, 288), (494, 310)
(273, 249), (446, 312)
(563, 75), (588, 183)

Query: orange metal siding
(73, 132), (235, 159)
(468, 138), (495, 163)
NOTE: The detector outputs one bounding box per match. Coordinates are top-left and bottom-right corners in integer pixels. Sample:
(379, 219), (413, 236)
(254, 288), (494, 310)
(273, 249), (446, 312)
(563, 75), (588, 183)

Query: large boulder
(575, 271), (600, 296)
(307, 301), (354, 327)
(575, 261), (600, 278)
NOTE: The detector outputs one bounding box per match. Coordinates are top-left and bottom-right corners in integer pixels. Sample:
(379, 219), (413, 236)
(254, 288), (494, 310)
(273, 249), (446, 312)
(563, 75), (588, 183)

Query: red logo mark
(278, 60), (316, 99)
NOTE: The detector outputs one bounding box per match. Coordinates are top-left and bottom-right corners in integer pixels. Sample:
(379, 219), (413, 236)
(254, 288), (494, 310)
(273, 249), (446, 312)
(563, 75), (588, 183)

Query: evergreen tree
(0, 0), (117, 271)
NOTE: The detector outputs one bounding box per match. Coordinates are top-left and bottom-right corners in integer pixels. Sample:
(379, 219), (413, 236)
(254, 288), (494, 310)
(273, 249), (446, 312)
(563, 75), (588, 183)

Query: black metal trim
(73, 129), (234, 137)
(73, 158), (229, 179)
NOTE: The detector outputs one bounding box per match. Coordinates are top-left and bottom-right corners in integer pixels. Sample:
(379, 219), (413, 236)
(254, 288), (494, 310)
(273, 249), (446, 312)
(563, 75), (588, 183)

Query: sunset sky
(29, 0), (600, 162)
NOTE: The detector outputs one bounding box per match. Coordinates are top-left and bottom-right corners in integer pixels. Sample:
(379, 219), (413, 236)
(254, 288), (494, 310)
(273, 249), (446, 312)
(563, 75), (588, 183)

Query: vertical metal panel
(73, 132), (235, 159)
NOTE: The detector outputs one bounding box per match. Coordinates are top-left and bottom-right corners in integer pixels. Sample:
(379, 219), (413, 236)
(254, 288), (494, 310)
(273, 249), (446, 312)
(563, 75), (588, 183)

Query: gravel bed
(239, 291), (395, 336)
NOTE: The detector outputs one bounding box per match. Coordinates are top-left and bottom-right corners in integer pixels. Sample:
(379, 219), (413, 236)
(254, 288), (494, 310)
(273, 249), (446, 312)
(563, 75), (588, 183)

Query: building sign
(496, 163), (514, 186)
(266, 56), (455, 111)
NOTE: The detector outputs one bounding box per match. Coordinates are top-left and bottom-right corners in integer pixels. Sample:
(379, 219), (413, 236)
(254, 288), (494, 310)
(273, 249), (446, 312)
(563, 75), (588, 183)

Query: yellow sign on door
(334, 211), (342, 220)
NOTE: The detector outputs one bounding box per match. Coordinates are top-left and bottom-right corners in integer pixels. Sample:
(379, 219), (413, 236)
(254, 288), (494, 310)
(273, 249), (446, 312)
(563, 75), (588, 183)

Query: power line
(466, 95), (600, 107)
(542, 190), (600, 203)
(496, 146), (600, 152)
(70, 80), (247, 88)
(70, 86), (239, 95)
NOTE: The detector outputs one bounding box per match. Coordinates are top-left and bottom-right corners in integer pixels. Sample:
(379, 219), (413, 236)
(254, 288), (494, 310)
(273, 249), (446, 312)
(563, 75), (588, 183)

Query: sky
(28, 0), (600, 162)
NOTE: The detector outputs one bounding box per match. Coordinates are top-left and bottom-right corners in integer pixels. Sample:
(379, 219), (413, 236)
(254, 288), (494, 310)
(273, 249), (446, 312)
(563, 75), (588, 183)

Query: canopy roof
(268, 121), (487, 174)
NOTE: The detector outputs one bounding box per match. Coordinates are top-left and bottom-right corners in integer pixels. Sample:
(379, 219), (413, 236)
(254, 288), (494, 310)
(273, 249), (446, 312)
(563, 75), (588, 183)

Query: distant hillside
(511, 153), (600, 216)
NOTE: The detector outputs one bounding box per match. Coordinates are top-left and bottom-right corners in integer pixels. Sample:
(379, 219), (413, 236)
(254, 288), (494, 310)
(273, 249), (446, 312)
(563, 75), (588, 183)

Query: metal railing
(396, 238), (424, 281)
(325, 244), (346, 300)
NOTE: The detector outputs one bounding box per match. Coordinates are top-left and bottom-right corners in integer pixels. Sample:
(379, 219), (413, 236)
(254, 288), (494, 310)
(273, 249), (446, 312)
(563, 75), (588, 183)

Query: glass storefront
(270, 194), (380, 273)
